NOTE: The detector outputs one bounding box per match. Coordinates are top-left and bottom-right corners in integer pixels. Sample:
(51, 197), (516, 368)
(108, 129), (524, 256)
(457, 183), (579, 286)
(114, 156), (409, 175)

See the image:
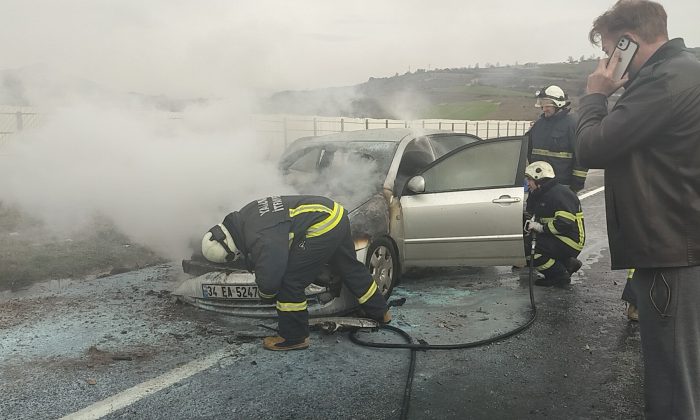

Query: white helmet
(525, 161), (555, 181)
(535, 85), (570, 108)
(201, 224), (241, 263)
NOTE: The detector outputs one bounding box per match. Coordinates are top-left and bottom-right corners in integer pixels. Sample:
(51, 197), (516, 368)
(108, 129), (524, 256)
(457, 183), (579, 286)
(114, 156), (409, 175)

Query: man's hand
(586, 50), (628, 96)
(524, 220), (544, 233)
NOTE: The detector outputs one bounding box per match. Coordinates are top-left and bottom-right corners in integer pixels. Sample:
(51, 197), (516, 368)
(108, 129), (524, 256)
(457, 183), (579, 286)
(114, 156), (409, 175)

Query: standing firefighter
(201, 195), (390, 351)
(524, 161), (585, 287)
(528, 85), (588, 192)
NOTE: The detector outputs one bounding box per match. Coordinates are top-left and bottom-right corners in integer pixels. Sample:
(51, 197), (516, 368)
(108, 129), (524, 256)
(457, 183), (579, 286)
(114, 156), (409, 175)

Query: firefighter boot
(364, 310), (392, 324)
(262, 336), (310, 351)
(565, 257), (583, 275)
(378, 310), (392, 324)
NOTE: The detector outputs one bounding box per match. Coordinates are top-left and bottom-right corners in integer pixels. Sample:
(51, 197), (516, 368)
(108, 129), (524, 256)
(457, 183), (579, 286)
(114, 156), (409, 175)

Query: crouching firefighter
(201, 195), (390, 351)
(524, 161), (585, 287)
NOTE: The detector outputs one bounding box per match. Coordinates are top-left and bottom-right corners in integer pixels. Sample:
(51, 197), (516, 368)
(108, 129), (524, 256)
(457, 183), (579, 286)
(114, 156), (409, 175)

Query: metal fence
(0, 107), (532, 158)
(255, 115), (532, 156)
(0, 107), (39, 145)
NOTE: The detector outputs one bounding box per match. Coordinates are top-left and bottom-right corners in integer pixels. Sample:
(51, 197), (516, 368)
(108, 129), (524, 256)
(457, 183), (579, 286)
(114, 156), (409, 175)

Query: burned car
(175, 128), (528, 317)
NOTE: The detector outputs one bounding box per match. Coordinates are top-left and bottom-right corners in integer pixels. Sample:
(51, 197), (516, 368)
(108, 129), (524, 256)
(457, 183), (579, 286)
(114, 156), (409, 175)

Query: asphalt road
(0, 169), (644, 419)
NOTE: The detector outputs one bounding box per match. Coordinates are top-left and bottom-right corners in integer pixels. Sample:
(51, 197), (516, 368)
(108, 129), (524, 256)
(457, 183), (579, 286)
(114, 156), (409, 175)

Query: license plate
(202, 284), (259, 300)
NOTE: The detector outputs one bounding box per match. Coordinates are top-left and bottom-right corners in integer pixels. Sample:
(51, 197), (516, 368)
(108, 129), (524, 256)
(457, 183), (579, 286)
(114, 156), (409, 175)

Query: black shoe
(565, 257), (583, 275)
(535, 274), (571, 287)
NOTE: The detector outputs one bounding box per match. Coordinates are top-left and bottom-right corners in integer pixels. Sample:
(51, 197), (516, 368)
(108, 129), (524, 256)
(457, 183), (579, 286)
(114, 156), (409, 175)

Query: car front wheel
(366, 237), (399, 298)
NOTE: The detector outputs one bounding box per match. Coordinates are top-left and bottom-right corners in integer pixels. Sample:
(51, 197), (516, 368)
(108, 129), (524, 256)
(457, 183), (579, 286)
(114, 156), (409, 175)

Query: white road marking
(579, 186), (604, 200)
(61, 347), (237, 420)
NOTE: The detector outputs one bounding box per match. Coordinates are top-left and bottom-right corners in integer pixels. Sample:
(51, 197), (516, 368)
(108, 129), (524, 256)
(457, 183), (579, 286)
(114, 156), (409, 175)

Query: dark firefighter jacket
(526, 178), (585, 253)
(528, 108), (588, 191)
(576, 38), (700, 269)
(221, 195), (344, 298)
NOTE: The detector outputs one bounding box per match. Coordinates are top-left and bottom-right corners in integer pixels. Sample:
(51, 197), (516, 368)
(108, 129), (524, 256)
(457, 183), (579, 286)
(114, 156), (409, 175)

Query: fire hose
(349, 230), (539, 420)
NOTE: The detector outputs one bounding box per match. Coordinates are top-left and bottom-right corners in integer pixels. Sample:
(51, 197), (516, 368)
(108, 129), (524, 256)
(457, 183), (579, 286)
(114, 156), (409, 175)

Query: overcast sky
(2, 0), (700, 98)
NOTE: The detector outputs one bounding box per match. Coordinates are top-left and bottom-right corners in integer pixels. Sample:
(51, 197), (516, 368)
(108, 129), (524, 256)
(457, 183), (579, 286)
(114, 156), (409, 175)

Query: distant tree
(579, 55), (585, 62)
(475, 63), (479, 69)
(568, 56), (575, 63)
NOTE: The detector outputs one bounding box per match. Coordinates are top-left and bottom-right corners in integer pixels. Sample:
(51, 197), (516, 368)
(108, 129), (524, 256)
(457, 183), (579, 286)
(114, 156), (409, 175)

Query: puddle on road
(392, 287), (473, 306)
(384, 267), (534, 345)
(0, 264), (182, 361)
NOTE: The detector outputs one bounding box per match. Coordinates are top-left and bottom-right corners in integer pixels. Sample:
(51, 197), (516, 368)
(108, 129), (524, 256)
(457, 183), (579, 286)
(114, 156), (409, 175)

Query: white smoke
(0, 90), (293, 260)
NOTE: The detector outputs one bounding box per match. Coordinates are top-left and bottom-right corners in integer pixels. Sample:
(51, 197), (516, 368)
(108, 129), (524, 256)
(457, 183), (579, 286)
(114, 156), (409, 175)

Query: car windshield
(280, 140), (397, 210)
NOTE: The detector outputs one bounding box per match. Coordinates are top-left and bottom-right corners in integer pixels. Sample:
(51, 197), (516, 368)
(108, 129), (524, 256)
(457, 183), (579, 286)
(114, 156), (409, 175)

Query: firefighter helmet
(535, 85), (570, 108)
(525, 161), (555, 180)
(201, 223), (241, 263)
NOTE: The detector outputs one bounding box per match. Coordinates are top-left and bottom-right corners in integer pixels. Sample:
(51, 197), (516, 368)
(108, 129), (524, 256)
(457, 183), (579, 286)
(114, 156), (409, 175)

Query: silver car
(175, 128), (527, 316)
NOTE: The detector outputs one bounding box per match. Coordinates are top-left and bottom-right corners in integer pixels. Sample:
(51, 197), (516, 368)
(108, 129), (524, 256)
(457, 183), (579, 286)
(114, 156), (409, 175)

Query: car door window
(428, 134), (481, 158)
(395, 138), (435, 193)
(421, 139), (521, 193)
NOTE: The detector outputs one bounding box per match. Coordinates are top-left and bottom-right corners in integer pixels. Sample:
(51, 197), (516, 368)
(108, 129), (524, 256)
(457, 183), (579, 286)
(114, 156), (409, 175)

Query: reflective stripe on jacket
(528, 108), (588, 191)
(221, 195), (345, 297)
(526, 179), (585, 252)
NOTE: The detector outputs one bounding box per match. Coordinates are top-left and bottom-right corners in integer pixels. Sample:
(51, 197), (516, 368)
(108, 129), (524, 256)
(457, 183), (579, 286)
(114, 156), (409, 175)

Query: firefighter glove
(525, 220), (544, 233)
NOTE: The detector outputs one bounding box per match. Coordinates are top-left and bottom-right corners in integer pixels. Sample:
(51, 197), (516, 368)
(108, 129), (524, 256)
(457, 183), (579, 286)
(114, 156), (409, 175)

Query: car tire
(365, 237), (399, 298)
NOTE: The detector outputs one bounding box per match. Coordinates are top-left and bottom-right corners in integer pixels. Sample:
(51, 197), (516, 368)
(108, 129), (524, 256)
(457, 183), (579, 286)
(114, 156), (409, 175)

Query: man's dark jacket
(221, 195), (341, 296)
(576, 38), (700, 269)
(528, 108), (588, 191)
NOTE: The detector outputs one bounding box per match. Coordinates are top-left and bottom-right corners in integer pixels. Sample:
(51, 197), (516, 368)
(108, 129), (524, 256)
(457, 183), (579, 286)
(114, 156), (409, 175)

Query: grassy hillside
(264, 46), (700, 121)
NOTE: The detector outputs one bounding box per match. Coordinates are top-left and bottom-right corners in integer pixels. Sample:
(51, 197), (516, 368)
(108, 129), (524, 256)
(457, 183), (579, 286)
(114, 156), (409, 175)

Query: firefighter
(621, 268), (639, 321)
(528, 85), (588, 192)
(524, 161), (585, 287)
(201, 195), (390, 351)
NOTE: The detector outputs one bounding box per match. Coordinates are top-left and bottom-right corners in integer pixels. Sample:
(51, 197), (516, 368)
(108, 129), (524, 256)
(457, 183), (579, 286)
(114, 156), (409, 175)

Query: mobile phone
(608, 36), (639, 80)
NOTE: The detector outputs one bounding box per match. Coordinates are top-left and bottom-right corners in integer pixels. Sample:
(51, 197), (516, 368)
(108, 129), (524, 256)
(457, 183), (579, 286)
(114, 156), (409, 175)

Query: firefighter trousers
(276, 212), (388, 340)
(524, 233), (579, 281)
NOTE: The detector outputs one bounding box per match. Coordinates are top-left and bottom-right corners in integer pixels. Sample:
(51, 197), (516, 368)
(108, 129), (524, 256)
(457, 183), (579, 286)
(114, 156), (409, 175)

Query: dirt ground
(0, 203), (165, 291)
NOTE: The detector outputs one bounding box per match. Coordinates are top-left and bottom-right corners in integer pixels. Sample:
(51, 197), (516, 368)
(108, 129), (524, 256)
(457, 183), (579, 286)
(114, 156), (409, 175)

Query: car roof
(291, 128), (445, 145)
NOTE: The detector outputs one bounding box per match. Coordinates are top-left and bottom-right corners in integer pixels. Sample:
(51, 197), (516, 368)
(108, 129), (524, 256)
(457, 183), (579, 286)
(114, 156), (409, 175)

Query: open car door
(399, 136), (527, 267)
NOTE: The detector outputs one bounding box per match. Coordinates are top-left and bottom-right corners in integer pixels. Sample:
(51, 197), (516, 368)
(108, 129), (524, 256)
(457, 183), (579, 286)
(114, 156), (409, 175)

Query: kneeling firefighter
(201, 195), (390, 351)
(524, 161), (585, 287)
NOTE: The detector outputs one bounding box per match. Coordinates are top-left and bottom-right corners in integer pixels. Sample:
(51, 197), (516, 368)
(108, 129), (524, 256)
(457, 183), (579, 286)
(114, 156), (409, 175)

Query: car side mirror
(407, 176), (425, 193)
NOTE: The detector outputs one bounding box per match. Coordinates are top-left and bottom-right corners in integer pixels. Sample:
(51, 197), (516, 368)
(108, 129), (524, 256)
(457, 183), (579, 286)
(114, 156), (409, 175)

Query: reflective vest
(528, 108), (588, 191)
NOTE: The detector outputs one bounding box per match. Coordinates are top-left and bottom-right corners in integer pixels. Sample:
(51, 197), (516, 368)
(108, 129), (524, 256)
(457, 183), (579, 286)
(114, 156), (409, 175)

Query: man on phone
(576, 1), (700, 418)
(527, 85), (588, 193)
